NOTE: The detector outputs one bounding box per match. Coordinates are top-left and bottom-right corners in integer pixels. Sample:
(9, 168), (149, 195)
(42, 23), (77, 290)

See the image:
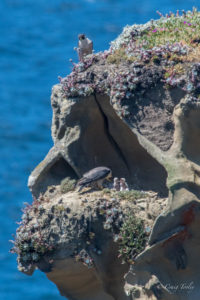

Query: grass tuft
(116, 190), (147, 202)
(60, 177), (76, 194)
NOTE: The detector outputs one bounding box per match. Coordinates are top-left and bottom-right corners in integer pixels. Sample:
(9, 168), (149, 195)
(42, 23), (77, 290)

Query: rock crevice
(29, 85), (168, 198)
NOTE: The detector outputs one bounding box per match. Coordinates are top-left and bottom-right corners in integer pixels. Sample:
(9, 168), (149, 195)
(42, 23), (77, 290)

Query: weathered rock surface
(13, 10), (200, 300)
(28, 84), (168, 199)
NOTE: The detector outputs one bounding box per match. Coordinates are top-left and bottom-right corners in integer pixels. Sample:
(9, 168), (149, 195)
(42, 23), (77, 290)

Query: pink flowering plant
(138, 7), (200, 49)
(58, 8), (200, 118)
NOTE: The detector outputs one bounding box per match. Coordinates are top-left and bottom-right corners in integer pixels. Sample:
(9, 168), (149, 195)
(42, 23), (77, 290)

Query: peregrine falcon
(77, 166), (112, 192)
(77, 34), (93, 61)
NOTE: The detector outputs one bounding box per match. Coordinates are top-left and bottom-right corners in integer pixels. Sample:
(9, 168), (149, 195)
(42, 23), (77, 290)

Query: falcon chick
(76, 34), (93, 61)
(77, 166), (112, 192)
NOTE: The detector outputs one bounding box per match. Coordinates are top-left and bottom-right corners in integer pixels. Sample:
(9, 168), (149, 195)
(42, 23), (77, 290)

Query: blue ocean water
(0, 0), (199, 299)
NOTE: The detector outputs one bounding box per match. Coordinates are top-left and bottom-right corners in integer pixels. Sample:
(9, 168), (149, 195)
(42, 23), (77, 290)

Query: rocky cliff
(12, 9), (200, 300)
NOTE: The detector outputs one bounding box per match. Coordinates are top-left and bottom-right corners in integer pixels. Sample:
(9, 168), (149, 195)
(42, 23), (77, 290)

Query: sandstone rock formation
(12, 9), (200, 300)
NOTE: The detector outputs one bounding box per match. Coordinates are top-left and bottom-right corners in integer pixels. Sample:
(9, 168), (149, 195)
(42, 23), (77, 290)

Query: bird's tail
(77, 185), (84, 192)
(76, 179), (86, 192)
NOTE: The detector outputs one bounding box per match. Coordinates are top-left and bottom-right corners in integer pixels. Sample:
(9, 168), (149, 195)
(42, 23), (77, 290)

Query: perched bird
(113, 177), (120, 191)
(76, 34), (93, 61)
(120, 178), (129, 191)
(76, 166), (112, 192)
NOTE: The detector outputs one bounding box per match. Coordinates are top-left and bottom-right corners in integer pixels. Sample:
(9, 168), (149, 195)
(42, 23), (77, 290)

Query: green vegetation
(107, 48), (136, 64)
(60, 177), (76, 194)
(102, 188), (111, 194)
(102, 188), (147, 202)
(138, 10), (200, 49)
(32, 240), (47, 254)
(118, 213), (148, 264)
(116, 190), (147, 202)
(54, 204), (65, 212)
(164, 63), (186, 82)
